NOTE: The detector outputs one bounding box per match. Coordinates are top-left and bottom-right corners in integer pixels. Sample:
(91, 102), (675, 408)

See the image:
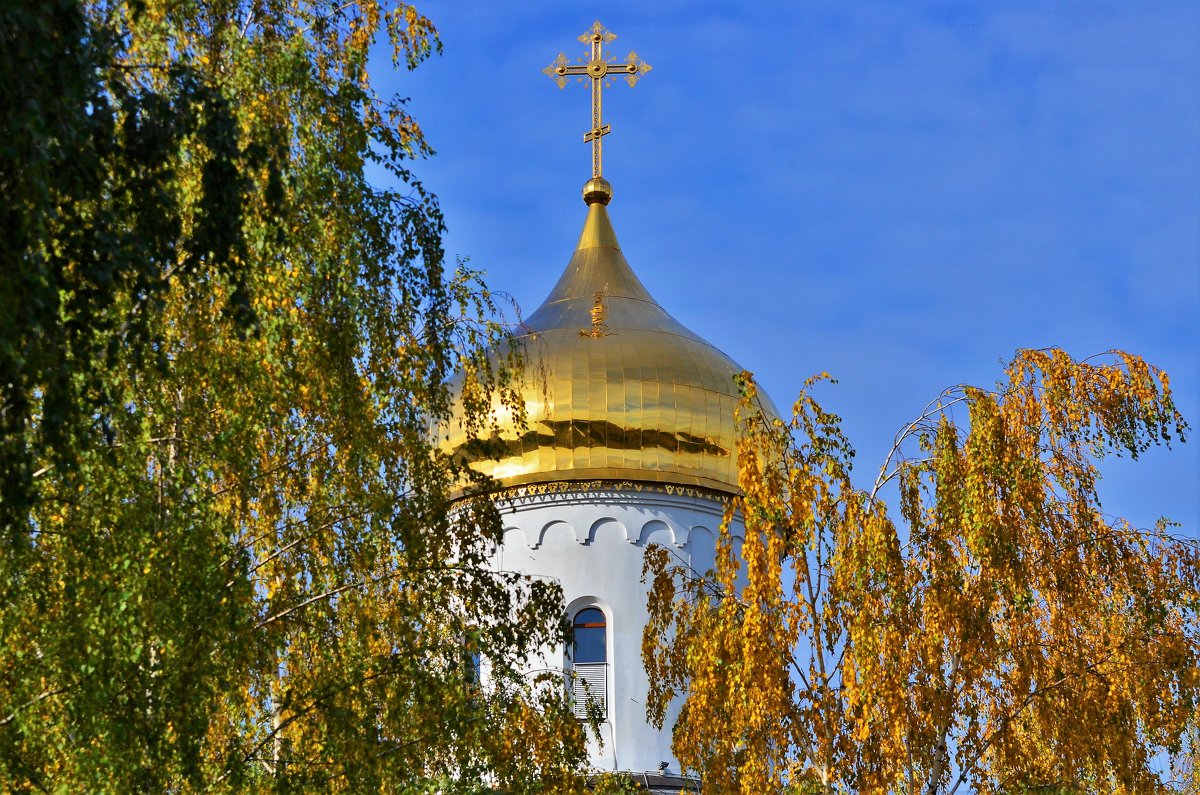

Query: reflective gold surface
(581, 177), (613, 206)
(443, 197), (778, 495)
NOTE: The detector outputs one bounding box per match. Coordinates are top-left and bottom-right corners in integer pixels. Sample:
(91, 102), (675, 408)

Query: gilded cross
(544, 21), (652, 179)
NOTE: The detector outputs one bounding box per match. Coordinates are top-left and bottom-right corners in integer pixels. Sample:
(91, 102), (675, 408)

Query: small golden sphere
(582, 177), (613, 205)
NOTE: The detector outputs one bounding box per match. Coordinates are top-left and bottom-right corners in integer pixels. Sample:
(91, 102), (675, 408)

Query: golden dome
(444, 188), (777, 494)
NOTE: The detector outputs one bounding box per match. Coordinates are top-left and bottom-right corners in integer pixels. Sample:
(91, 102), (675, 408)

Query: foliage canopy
(644, 349), (1198, 794)
(1, 1), (591, 791)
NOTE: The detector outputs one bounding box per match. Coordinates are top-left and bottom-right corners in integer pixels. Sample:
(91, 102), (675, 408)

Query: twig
(0, 688), (67, 728)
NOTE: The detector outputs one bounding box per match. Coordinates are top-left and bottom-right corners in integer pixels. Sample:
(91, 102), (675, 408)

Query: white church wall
(489, 484), (742, 776)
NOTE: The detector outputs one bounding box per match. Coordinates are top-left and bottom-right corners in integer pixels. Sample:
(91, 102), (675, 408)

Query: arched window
(571, 607), (607, 719)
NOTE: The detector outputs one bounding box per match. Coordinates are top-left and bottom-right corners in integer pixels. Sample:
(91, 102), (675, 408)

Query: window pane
(572, 608), (607, 664)
(573, 607), (605, 628)
(574, 626), (605, 664)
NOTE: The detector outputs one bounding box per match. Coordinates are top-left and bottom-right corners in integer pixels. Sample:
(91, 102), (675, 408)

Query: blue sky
(376, 1), (1198, 536)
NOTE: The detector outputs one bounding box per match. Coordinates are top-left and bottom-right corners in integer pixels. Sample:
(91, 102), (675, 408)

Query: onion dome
(443, 180), (777, 495)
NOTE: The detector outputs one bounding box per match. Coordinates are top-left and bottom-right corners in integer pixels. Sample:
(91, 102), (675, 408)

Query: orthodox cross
(544, 21), (651, 179)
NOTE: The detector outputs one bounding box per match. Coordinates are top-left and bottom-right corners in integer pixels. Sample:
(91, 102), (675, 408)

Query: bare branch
(0, 688), (67, 728)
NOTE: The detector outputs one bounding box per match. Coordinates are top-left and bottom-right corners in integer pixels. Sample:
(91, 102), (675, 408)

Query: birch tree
(644, 349), (1198, 794)
(1, 2), (590, 791)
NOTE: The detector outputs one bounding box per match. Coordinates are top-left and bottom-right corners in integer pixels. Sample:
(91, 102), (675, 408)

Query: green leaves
(1, 2), (587, 791)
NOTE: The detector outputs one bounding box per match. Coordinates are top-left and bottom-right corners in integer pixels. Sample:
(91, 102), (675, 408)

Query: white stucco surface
(491, 483), (742, 775)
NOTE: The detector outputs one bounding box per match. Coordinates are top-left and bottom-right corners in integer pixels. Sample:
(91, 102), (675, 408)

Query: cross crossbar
(543, 21), (652, 179)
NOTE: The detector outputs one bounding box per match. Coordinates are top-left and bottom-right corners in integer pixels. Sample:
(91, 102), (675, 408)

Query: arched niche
(533, 519), (577, 549)
(636, 519), (675, 547)
(586, 517), (627, 545)
(501, 526), (529, 548)
(685, 525), (717, 576)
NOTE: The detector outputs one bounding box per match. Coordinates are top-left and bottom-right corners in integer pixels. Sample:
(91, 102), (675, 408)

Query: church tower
(444, 21), (776, 783)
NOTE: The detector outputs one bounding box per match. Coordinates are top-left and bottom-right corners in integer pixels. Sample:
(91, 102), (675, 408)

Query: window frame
(567, 602), (610, 721)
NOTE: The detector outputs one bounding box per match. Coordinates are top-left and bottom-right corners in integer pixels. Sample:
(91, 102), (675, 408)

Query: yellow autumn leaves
(645, 349), (1197, 794)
